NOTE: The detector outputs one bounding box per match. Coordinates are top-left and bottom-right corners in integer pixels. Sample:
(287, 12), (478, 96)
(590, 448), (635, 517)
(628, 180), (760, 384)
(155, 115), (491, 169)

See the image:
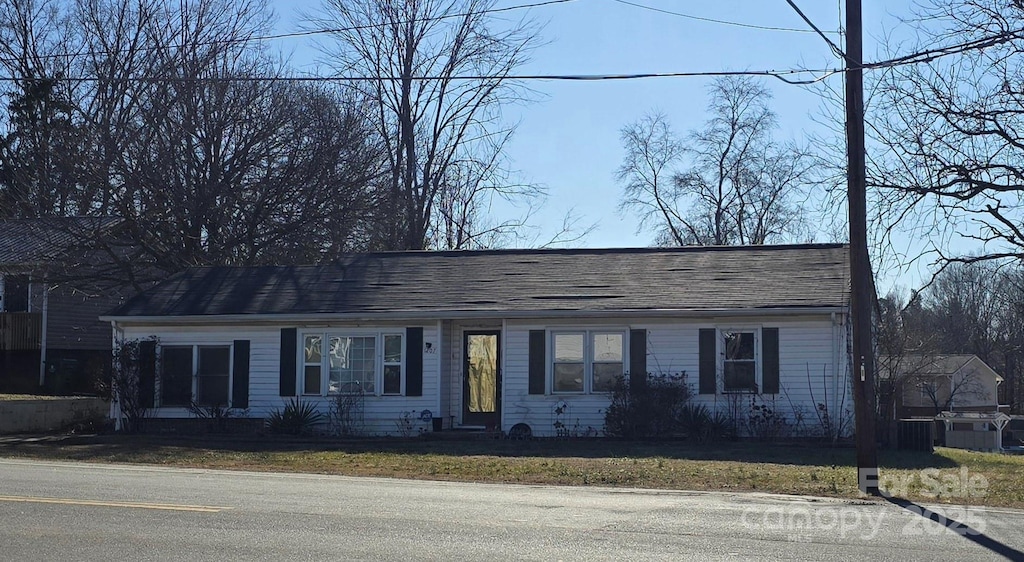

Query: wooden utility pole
(845, 0), (880, 495)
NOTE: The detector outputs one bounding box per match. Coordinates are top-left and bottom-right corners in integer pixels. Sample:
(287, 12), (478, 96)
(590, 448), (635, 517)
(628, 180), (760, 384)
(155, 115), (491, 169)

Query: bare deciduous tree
(1, 0), (385, 285)
(0, 0), (81, 217)
(309, 0), (543, 250)
(870, 0), (1024, 267)
(615, 111), (687, 245)
(617, 76), (812, 246)
(877, 261), (1024, 416)
(916, 367), (987, 415)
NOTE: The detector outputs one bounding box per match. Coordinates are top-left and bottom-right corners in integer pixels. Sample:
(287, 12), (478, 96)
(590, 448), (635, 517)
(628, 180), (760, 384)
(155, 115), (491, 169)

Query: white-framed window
(551, 330), (625, 394)
(721, 329), (758, 393)
(300, 331), (405, 396)
(303, 334), (323, 396)
(382, 334), (404, 395)
(158, 344), (232, 407)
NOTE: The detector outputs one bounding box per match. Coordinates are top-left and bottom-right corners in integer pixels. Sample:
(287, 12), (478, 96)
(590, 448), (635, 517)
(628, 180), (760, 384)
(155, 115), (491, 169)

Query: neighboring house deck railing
(0, 312), (42, 351)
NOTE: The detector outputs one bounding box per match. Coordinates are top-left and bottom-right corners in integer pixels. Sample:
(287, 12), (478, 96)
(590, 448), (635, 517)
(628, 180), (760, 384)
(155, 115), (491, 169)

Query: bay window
(301, 331), (404, 396)
(328, 335), (376, 394)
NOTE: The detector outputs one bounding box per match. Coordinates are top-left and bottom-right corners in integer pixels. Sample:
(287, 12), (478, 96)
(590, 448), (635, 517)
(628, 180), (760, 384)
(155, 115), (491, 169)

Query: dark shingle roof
(106, 244), (850, 318)
(0, 217), (123, 267)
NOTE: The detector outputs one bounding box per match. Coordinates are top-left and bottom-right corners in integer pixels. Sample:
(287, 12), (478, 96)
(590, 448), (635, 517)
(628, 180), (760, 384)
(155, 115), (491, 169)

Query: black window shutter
(698, 329), (717, 394)
(138, 339), (156, 408)
(405, 327), (424, 396)
(528, 330), (545, 395)
(762, 328), (780, 394)
(279, 328), (297, 397)
(629, 329), (647, 390)
(232, 340), (250, 408)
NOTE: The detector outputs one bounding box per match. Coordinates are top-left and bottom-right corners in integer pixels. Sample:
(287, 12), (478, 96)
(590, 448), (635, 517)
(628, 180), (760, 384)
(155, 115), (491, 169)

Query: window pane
(724, 362), (756, 392)
(383, 365), (402, 395)
(196, 347), (230, 406)
(304, 366), (322, 395)
(305, 335), (322, 363)
(329, 336), (376, 394)
(161, 347), (193, 406)
(592, 333), (622, 362)
(384, 335), (402, 363)
(593, 362), (622, 392)
(553, 363), (584, 392)
(554, 333), (584, 362)
(196, 375), (229, 406)
(725, 331), (755, 360)
(329, 336), (349, 369)
(198, 347), (229, 375)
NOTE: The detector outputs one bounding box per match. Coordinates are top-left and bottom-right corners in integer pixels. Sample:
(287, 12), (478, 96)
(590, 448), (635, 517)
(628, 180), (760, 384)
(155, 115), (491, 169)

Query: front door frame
(462, 330), (501, 428)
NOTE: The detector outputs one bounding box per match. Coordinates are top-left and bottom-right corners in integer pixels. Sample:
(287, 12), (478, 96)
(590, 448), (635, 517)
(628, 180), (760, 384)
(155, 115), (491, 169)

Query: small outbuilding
(936, 411), (1011, 453)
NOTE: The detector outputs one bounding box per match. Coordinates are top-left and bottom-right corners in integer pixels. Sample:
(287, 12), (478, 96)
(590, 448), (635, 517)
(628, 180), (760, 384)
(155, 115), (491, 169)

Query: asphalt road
(0, 458), (1022, 561)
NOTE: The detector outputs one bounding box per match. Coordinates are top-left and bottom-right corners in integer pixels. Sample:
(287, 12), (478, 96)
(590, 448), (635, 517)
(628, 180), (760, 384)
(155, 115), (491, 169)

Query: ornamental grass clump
(266, 398), (324, 435)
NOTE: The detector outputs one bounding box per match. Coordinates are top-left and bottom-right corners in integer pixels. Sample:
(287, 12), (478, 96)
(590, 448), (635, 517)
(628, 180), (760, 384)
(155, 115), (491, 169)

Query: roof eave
(101, 305), (849, 326)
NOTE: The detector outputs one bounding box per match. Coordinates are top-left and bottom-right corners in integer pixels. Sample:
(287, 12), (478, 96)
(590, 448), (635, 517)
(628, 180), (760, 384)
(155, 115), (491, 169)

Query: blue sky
(269, 1), (924, 275)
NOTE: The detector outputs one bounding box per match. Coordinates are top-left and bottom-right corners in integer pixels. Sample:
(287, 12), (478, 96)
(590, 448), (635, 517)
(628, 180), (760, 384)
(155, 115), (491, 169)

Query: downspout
(447, 321), (454, 428)
(37, 282), (49, 388)
(501, 319), (508, 433)
(832, 312), (842, 441)
(435, 320), (442, 430)
(110, 321), (124, 431)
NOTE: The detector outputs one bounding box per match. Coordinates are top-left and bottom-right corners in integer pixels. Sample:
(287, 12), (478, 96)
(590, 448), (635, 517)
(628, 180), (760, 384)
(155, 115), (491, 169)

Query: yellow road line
(0, 495), (231, 513)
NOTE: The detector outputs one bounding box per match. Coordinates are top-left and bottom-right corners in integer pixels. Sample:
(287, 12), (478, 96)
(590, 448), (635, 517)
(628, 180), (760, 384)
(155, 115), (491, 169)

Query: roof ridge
(350, 242), (848, 259)
(176, 243), (849, 270)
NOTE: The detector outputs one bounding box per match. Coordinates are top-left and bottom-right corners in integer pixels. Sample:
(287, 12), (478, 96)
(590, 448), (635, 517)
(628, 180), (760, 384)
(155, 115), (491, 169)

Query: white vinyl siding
(119, 323), (439, 435)
(119, 314), (850, 437)
(502, 316), (849, 437)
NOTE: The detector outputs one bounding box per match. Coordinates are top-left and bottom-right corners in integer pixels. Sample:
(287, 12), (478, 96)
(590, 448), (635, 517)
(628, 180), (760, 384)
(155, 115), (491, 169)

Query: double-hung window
(159, 345), (232, 407)
(161, 347), (193, 406)
(722, 330), (757, 393)
(382, 334), (403, 395)
(303, 335), (323, 395)
(196, 347), (230, 405)
(302, 332), (404, 396)
(551, 330), (624, 393)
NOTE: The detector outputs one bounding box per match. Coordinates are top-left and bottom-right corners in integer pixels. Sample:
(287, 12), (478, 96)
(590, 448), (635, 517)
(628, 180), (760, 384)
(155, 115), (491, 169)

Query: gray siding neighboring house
(0, 217), (131, 393)
(102, 244), (854, 437)
(880, 354), (1005, 418)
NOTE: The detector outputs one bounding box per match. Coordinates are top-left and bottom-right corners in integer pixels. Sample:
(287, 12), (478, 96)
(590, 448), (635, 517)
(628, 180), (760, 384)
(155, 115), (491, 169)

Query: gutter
(101, 306), (850, 326)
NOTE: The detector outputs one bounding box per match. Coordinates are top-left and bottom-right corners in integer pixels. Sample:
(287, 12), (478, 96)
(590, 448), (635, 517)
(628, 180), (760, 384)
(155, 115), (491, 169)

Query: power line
(0, 68), (841, 85)
(783, 0), (845, 57)
(864, 27), (1024, 69)
(4, 23), (1021, 87)
(610, 0), (840, 35)
(0, 0), (577, 66)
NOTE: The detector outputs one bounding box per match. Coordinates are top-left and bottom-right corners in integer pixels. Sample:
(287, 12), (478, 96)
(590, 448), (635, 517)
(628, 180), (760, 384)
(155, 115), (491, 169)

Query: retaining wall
(0, 397), (107, 434)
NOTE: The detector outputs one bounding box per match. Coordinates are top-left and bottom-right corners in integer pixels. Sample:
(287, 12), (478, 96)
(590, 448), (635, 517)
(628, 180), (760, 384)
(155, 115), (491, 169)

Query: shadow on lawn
(0, 434), (959, 470)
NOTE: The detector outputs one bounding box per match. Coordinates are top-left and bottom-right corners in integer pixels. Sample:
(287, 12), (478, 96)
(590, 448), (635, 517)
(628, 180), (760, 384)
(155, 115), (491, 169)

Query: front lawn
(1, 435), (1021, 508)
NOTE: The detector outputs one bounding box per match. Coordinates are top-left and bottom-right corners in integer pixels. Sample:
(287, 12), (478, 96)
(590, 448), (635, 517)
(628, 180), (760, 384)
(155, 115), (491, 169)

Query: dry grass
(2, 435), (1021, 508)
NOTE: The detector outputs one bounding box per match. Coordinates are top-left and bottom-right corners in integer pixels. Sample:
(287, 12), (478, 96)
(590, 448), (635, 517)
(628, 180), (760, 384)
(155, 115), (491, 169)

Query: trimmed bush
(603, 372), (692, 439)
